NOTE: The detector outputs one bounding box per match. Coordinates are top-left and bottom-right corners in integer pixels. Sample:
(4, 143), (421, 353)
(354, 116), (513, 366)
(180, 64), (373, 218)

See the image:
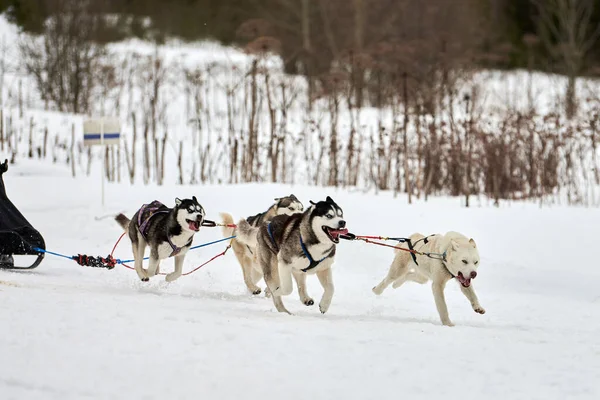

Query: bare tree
(19, 0), (104, 115)
(534, 0), (600, 119)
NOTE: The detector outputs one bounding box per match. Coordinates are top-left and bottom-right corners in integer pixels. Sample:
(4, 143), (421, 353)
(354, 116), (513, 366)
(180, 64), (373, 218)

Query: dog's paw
(141, 277), (149, 282)
(251, 288), (262, 295)
(303, 298), (315, 306)
(165, 272), (181, 283)
(442, 320), (455, 327)
(319, 303), (330, 314)
(474, 307), (486, 314)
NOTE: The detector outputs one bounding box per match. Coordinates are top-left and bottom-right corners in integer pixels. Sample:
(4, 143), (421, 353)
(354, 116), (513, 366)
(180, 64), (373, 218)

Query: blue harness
(267, 223), (332, 272)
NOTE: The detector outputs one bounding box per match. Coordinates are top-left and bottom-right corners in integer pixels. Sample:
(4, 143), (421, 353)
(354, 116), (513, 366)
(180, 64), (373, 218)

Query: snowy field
(1, 159), (599, 399)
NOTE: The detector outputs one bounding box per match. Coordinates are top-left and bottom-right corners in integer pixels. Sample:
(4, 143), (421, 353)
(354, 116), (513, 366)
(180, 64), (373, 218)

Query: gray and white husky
(220, 194), (304, 295)
(234, 196), (348, 314)
(115, 197), (206, 282)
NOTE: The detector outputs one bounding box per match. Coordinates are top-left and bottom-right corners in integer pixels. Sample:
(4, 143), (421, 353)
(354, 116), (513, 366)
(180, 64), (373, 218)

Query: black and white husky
(220, 195), (304, 295)
(115, 197), (205, 282)
(235, 196), (348, 314)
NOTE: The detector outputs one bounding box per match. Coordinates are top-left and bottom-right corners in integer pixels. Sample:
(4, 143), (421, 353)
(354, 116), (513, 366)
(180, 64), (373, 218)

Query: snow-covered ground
(1, 159), (599, 399)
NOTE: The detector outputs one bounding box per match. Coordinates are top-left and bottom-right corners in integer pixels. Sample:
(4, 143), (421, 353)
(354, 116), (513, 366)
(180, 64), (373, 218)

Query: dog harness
(299, 236), (333, 272)
(410, 235), (454, 278)
(137, 201), (187, 257)
(266, 222), (333, 272)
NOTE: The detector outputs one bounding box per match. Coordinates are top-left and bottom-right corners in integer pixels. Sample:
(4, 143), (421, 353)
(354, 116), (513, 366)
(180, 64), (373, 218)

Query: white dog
(372, 231), (485, 326)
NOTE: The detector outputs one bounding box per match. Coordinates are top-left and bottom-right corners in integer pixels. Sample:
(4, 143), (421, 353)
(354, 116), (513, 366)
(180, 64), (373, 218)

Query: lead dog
(115, 197), (205, 282)
(220, 194), (304, 295)
(372, 231), (485, 326)
(235, 196), (348, 314)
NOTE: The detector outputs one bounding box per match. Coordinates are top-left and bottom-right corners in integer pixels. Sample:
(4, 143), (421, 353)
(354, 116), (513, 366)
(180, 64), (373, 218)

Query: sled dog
(372, 231), (485, 326)
(235, 196), (348, 314)
(220, 194), (304, 295)
(115, 197), (206, 282)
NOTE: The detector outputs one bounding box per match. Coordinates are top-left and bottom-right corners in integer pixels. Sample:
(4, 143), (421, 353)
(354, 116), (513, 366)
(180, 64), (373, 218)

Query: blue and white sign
(83, 118), (121, 146)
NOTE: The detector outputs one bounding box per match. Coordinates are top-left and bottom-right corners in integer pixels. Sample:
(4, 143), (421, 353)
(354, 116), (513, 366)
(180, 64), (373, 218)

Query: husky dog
(372, 231), (485, 326)
(220, 194), (304, 295)
(115, 197), (205, 282)
(235, 196), (348, 314)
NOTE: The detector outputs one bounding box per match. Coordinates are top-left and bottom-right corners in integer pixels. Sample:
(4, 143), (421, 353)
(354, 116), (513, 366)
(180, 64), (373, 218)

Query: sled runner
(0, 160), (45, 269)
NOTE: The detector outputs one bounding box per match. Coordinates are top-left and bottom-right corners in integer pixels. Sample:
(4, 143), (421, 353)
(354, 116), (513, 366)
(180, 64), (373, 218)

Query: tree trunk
(178, 140), (183, 185)
(302, 0), (313, 111)
(565, 74), (577, 119)
(159, 134), (167, 185)
(71, 123), (76, 178)
(265, 73), (278, 183)
(353, 0), (365, 108)
(43, 127), (48, 158)
(247, 59), (258, 182)
(28, 117), (34, 158)
(143, 118), (150, 185)
(0, 108), (3, 151)
(328, 96), (339, 187)
(402, 72), (412, 204)
(130, 112), (137, 184)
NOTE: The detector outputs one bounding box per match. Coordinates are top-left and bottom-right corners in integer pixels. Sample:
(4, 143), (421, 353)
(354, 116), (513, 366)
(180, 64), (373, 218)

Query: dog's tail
(219, 212), (237, 238)
(115, 213), (131, 231)
(234, 219), (258, 248)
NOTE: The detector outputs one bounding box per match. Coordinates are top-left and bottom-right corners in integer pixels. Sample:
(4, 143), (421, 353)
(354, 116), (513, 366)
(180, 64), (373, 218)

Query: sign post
(83, 118), (121, 207)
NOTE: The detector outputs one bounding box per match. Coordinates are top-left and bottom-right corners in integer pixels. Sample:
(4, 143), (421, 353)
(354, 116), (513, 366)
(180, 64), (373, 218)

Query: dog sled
(0, 160), (45, 270)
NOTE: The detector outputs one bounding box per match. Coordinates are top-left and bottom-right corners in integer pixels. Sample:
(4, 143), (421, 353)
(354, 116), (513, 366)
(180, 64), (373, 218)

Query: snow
(1, 159), (599, 399)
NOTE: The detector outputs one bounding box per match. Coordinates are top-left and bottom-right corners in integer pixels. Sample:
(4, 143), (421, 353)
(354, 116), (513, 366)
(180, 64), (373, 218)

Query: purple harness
(137, 201), (184, 257)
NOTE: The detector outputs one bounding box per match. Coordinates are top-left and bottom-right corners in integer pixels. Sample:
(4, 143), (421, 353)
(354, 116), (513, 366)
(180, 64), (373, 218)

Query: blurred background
(0, 0), (599, 206)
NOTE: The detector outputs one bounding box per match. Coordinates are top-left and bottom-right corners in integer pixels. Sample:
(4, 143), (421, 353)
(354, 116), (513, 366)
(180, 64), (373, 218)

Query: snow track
(1, 160), (599, 399)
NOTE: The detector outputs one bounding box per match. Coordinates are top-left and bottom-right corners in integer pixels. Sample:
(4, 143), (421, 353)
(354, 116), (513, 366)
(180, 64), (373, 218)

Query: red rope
(181, 245), (231, 276)
(110, 231), (232, 276)
(356, 236), (418, 254)
(355, 235), (387, 240)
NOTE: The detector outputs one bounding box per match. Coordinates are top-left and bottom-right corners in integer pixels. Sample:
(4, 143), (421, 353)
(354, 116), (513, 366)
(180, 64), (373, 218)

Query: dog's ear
(450, 240), (460, 251)
(309, 200), (317, 206)
(326, 196), (334, 203)
(469, 238), (476, 248)
(175, 198), (182, 207)
(192, 196), (198, 204)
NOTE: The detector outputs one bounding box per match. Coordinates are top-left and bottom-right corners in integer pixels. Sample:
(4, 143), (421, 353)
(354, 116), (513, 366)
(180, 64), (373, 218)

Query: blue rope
(32, 248), (74, 260)
(118, 235), (236, 263)
(32, 235), (236, 265)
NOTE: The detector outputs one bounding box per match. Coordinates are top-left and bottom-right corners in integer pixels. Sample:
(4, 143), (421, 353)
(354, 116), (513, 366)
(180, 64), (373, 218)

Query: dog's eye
(288, 206), (294, 210)
(462, 259), (468, 265)
(474, 261), (479, 265)
(327, 214), (334, 219)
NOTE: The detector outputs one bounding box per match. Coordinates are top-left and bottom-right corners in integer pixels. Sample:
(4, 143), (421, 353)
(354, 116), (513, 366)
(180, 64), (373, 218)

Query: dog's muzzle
(456, 271), (477, 288)
(186, 216), (203, 231)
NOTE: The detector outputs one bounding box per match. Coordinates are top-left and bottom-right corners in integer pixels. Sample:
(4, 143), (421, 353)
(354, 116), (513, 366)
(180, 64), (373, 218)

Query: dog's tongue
(457, 273), (471, 287)
(188, 221), (200, 231)
(330, 228), (349, 238)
